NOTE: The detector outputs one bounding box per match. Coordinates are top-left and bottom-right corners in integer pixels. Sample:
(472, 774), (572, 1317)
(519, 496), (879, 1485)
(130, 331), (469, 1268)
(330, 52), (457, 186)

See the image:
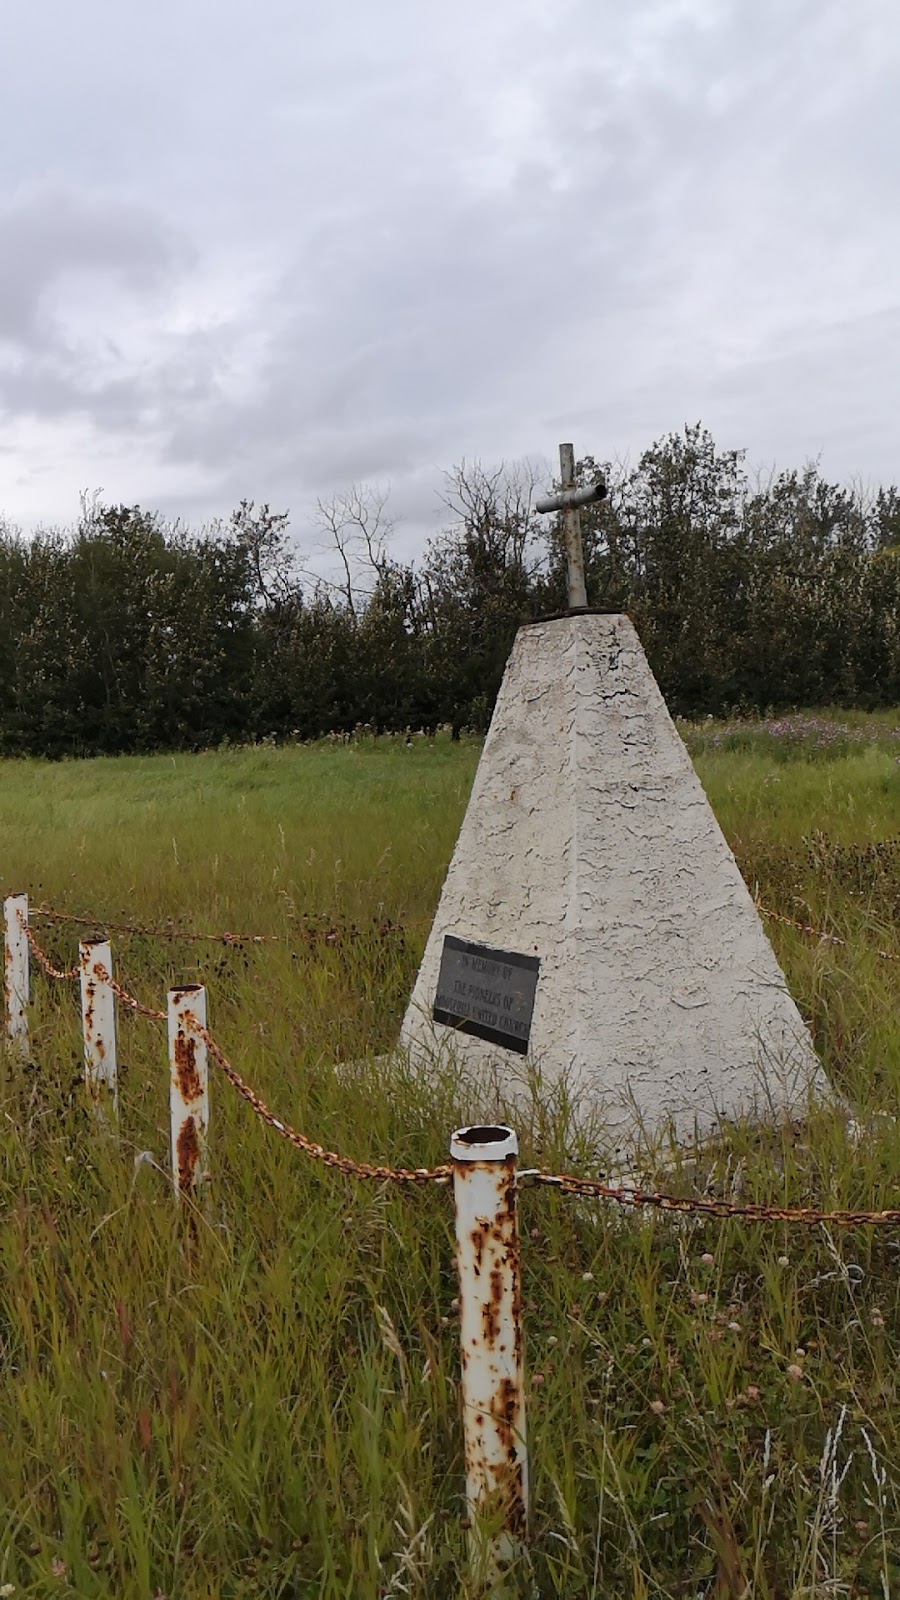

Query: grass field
(1, 712), (899, 1599)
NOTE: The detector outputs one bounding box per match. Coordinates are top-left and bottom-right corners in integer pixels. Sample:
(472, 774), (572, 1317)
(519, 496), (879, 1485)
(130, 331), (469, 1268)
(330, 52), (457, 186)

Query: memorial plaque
(433, 934), (540, 1054)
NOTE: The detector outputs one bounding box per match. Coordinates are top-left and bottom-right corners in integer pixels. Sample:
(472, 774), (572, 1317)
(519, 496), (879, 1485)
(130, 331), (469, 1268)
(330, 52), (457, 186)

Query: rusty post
(451, 1123), (529, 1589)
(4, 893), (29, 1060)
(167, 985), (209, 1203)
(79, 939), (118, 1119)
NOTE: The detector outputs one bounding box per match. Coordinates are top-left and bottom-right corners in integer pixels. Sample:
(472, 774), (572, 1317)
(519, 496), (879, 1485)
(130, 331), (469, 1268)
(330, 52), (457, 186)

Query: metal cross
(535, 443), (607, 611)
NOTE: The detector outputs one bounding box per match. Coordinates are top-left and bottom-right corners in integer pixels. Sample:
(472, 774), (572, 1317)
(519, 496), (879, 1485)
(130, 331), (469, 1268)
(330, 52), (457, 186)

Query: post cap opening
(450, 1124), (518, 1162)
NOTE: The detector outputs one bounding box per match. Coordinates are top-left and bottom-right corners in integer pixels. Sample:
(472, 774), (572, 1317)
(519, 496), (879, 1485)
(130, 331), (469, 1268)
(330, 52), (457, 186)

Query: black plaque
(433, 934), (540, 1054)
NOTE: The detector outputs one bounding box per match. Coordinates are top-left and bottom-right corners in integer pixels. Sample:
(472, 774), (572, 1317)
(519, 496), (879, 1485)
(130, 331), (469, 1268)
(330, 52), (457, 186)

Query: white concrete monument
(400, 449), (828, 1146)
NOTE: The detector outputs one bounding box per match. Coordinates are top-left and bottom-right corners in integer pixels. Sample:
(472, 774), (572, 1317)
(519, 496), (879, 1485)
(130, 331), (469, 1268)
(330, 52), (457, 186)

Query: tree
(0, 430), (897, 757)
(309, 484), (396, 618)
(417, 461), (543, 733)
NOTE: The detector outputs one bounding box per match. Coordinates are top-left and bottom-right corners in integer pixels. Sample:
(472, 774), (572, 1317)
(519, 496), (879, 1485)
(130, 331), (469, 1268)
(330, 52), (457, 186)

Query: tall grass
(0, 720), (898, 1598)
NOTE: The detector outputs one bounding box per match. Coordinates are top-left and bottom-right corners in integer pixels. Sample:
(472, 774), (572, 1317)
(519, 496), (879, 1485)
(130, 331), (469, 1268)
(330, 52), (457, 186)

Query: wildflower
(700, 1252), (715, 1266)
(582, 1271), (594, 1282)
(777, 1256), (790, 1267)
(728, 1321), (741, 1331)
(787, 1364), (804, 1382)
(745, 1385), (761, 1401)
(0, 1585), (16, 1597)
(532, 1372), (545, 1388)
(51, 1561), (67, 1578)
(649, 1399), (666, 1415)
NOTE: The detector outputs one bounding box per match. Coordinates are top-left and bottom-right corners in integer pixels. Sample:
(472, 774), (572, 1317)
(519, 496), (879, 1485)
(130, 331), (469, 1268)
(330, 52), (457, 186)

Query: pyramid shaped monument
(400, 608), (828, 1145)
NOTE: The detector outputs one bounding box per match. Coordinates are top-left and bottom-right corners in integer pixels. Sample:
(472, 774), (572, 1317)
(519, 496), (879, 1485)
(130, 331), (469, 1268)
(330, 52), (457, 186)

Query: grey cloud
(0, 183), (185, 349)
(1, 0), (899, 537)
(0, 181), (197, 443)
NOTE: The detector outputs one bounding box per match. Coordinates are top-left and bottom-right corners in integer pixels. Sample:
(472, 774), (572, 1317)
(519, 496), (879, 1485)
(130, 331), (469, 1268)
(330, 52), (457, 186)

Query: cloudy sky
(1, 0), (898, 560)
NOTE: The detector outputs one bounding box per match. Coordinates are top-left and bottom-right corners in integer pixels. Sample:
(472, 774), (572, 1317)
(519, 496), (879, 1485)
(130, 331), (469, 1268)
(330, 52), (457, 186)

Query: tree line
(1, 424), (898, 758)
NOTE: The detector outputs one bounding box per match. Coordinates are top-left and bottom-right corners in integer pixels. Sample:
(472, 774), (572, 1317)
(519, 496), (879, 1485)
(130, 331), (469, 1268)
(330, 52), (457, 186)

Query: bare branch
(313, 483), (397, 614)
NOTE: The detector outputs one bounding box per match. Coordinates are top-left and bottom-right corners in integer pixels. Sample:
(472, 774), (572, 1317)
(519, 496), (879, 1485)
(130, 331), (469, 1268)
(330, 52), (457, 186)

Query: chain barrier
(29, 903), (412, 949)
(17, 918), (444, 1177)
(18, 918), (167, 1018)
(92, 963), (166, 1021)
(23, 896), (899, 965)
(29, 904), (281, 943)
(171, 1012), (897, 1226)
(756, 903), (899, 964)
(16, 902), (900, 1222)
(181, 1017), (900, 1223)
(525, 1170), (900, 1228)
(183, 1010), (451, 1186)
(20, 918), (79, 982)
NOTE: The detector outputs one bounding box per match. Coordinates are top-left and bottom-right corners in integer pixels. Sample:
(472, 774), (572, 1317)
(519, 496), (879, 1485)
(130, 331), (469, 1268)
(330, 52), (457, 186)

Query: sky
(1, 0), (898, 565)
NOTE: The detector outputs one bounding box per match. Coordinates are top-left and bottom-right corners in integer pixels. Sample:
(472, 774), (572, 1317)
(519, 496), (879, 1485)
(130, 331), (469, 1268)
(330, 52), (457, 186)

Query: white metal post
(79, 939), (118, 1119)
(167, 985), (209, 1202)
(451, 1123), (528, 1588)
(4, 893), (29, 1060)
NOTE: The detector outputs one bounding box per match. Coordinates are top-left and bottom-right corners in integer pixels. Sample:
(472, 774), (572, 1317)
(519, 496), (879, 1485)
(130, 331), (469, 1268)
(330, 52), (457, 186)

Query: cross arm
(535, 480), (607, 515)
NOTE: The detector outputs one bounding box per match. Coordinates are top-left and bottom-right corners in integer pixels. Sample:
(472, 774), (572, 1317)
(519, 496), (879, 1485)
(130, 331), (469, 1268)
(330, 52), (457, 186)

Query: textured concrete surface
(400, 613), (829, 1146)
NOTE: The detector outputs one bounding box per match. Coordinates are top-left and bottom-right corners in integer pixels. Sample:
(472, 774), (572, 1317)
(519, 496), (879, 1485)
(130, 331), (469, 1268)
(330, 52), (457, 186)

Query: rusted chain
(177, 1011), (899, 1223)
(27, 896), (899, 963)
(526, 1170), (900, 1228)
(31, 905), (282, 943)
(91, 963), (166, 1021)
(183, 1010), (451, 1186)
(757, 903), (898, 963)
(19, 918), (79, 981)
(29, 903), (414, 948)
(20, 912), (165, 1016)
(27, 909), (898, 1222)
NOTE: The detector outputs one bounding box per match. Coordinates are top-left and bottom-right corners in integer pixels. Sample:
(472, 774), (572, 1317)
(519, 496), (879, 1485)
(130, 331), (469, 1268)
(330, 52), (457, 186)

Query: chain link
(19, 918), (79, 981)
(183, 1010), (451, 1186)
(20, 917), (165, 1015)
(29, 903), (412, 949)
(90, 963), (166, 1021)
(25, 896), (899, 964)
(757, 902), (898, 963)
(14, 901), (900, 1223)
(526, 1170), (900, 1227)
(31, 905), (280, 943)
(176, 1011), (899, 1224)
